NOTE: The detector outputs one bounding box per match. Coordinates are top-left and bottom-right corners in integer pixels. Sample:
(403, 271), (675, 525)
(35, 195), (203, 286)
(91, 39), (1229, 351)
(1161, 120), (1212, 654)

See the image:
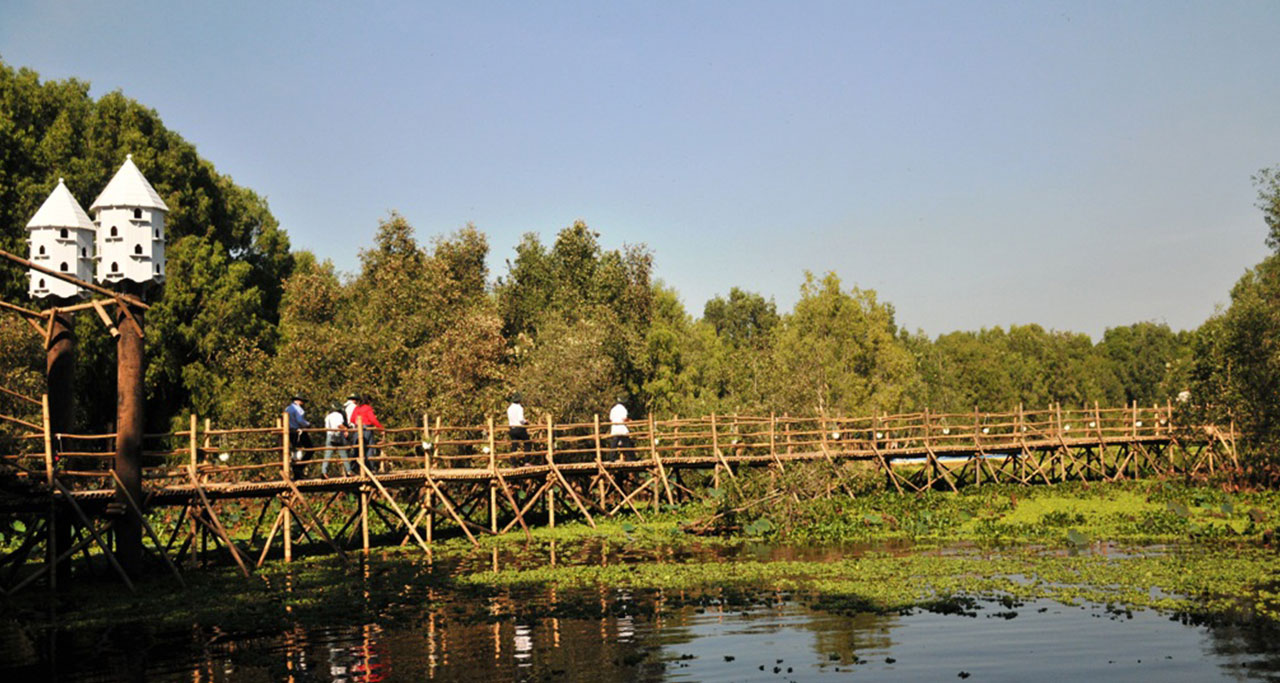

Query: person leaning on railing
(350, 395), (384, 471)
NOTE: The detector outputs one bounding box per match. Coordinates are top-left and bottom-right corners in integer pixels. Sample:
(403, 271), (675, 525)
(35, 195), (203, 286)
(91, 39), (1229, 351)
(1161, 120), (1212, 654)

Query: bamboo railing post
(594, 414), (606, 510)
(281, 412), (293, 562)
(1055, 403), (1065, 481)
(488, 415), (498, 534)
(423, 413), (433, 544)
(1130, 401), (1137, 440)
(281, 412), (291, 481)
(768, 412), (784, 472)
(1013, 404), (1023, 481)
(189, 413), (199, 470)
(357, 416), (369, 554)
(972, 408), (981, 487)
(546, 414), (555, 529)
(650, 414), (675, 506)
(1093, 400), (1104, 477)
(711, 413), (720, 489)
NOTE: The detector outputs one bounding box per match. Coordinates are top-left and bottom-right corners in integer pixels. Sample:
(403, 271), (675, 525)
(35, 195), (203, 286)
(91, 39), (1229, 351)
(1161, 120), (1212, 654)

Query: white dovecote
(26, 178), (96, 299)
(90, 154), (169, 285)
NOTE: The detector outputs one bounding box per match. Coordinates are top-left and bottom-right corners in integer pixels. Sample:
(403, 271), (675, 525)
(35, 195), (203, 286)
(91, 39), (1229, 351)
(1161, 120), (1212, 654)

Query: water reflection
(10, 542), (1280, 682)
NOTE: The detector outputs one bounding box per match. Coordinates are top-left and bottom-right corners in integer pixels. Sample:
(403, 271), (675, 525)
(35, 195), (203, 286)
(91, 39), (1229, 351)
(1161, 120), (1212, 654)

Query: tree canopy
(4, 58), (1268, 466)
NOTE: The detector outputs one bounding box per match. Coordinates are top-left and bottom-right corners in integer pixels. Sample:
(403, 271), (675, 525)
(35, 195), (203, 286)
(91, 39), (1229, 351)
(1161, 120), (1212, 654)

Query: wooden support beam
(49, 477), (135, 591)
(0, 248), (148, 310)
(649, 414), (675, 506)
(186, 466), (251, 577)
(356, 458), (431, 553)
(0, 385), (41, 406)
(110, 469), (184, 586)
(283, 479), (349, 560)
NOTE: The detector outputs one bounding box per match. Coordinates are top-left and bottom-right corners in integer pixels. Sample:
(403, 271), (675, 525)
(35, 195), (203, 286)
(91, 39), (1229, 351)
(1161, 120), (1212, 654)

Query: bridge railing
(8, 402), (1185, 491)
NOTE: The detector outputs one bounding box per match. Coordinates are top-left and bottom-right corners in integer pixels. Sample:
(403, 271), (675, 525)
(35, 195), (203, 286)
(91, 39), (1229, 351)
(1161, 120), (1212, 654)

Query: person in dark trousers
(342, 393), (360, 467)
(350, 394), (384, 471)
(285, 394), (311, 479)
(323, 402), (351, 477)
(609, 396), (634, 461)
(507, 392), (532, 464)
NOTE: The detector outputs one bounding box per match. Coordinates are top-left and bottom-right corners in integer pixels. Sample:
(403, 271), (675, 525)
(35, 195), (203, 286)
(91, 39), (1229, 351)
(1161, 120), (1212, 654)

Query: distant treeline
(2, 59), (1279, 462)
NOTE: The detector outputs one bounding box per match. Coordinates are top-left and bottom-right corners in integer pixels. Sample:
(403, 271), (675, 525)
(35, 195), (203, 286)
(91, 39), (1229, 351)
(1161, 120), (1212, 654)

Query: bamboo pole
(709, 413), (735, 480)
(256, 507), (286, 568)
(649, 414), (675, 506)
(594, 414), (606, 510)
(282, 479), (348, 560)
(423, 413), (433, 544)
(488, 416), (498, 534)
(110, 469), (184, 586)
(0, 385), (41, 406)
(546, 414), (596, 528)
(49, 477), (136, 590)
(355, 456), (431, 553)
(282, 413), (294, 563)
(357, 417), (369, 554)
(0, 248), (149, 309)
(768, 412), (784, 471)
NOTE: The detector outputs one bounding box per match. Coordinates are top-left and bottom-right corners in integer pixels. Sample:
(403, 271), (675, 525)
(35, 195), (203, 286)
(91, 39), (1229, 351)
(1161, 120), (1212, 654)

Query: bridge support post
(113, 298), (145, 577)
(46, 308), (75, 586)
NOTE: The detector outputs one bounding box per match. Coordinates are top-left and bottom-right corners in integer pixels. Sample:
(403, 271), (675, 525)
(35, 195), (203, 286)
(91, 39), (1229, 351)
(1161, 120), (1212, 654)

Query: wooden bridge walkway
(0, 401), (1233, 593)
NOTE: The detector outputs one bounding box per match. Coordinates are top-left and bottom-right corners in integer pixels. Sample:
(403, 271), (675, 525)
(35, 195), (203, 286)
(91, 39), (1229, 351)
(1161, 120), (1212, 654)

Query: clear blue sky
(3, 1), (1278, 338)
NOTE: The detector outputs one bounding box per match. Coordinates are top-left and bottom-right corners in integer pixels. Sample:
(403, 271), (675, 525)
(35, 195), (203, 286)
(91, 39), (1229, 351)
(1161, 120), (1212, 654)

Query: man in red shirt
(350, 395), (384, 470)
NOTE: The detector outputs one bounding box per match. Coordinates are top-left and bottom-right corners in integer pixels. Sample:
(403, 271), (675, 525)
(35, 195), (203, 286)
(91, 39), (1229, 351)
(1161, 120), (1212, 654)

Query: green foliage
(772, 272), (917, 416)
(266, 215), (506, 426)
(1189, 250), (1280, 468)
(0, 59), (291, 430)
(1257, 166), (1280, 254)
(497, 222), (654, 420)
(0, 56), (1243, 439)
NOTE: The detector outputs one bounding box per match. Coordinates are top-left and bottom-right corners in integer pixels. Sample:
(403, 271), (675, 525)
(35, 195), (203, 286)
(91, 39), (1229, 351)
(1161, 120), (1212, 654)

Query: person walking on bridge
(609, 395), (633, 461)
(507, 392), (532, 464)
(350, 395), (384, 471)
(285, 395), (311, 479)
(323, 402), (351, 477)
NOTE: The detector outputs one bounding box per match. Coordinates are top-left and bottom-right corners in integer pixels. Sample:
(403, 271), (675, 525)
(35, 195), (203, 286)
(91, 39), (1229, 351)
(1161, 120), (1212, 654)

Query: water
(5, 542), (1280, 681)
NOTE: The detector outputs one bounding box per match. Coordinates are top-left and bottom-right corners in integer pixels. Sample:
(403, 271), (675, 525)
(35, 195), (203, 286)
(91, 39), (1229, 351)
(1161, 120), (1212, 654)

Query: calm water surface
(7, 541), (1280, 681)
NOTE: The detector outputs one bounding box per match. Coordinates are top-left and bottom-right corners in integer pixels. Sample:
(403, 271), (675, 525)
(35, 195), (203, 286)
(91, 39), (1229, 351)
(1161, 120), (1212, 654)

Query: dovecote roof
(89, 154), (169, 212)
(26, 178), (95, 232)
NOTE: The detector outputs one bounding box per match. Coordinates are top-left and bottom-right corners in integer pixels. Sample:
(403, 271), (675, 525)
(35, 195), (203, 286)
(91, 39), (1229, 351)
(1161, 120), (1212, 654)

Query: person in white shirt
(342, 393), (360, 465)
(323, 403), (351, 477)
(507, 393), (531, 463)
(609, 396), (633, 461)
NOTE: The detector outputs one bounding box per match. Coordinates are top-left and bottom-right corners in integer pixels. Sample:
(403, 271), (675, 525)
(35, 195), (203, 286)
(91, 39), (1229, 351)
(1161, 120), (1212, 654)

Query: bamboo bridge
(0, 399), (1233, 595)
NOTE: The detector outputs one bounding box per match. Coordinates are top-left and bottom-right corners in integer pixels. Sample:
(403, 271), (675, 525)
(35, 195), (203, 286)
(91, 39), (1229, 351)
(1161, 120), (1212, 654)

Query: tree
(0, 59), (293, 430)
(1256, 166), (1280, 253)
(1190, 253), (1280, 456)
(1096, 322), (1188, 405)
(771, 272), (918, 416)
(497, 222), (654, 418)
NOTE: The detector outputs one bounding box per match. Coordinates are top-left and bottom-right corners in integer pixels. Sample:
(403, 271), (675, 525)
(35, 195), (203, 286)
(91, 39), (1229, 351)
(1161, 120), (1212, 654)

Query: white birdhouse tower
(90, 154), (169, 285)
(26, 178), (96, 299)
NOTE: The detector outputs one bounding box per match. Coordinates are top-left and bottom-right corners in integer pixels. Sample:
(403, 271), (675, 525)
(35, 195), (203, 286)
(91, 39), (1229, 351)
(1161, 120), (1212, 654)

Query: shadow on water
(5, 540), (1280, 682)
